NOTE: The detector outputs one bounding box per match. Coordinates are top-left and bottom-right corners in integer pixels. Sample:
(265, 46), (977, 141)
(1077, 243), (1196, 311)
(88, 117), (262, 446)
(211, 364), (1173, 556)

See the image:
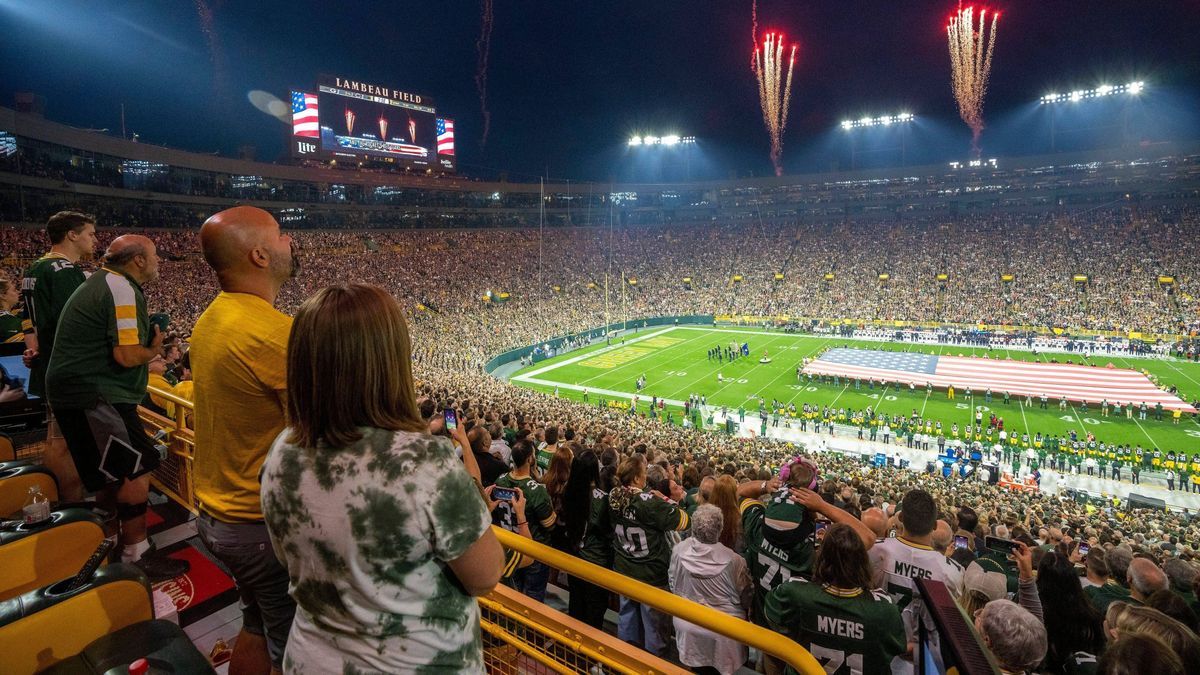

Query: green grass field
(511, 325), (1200, 452)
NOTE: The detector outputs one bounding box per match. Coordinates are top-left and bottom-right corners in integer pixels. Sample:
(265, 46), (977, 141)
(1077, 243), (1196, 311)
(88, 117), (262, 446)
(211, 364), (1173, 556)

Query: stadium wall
(714, 315), (1188, 342)
(485, 315), (714, 377)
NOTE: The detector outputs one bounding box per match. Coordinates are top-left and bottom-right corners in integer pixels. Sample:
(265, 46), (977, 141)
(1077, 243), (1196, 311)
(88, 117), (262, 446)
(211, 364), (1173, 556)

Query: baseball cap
(964, 558), (1008, 601)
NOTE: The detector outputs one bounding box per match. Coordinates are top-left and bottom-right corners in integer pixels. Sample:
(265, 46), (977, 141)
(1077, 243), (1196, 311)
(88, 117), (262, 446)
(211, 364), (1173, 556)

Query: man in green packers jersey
(608, 454), (688, 657)
(739, 458), (877, 674)
(767, 524), (905, 675)
(535, 425), (558, 474)
(493, 440), (557, 602)
(21, 210), (97, 501)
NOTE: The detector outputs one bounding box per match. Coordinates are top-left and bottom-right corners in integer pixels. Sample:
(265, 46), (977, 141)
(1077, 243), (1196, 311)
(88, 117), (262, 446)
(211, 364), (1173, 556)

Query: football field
(511, 326), (1200, 453)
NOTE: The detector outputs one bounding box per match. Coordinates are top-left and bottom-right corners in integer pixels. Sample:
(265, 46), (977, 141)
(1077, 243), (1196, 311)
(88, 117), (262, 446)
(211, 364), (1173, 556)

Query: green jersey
(45, 267), (149, 409)
(765, 579), (905, 675)
(577, 488), (612, 567)
(536, 444), (556, 472)
(0, 310), (22, 343)
(1083, 582), (1134, 615)
(494, 473), (557, 546)
(608, 486), (687, 587)
(741, 496), (815, 624)
(21, 252), (87, 397)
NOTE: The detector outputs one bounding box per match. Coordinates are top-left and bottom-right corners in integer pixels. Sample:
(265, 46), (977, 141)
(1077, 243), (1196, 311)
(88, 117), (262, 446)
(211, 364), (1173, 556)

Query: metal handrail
(142, 385), (823, 673)
(492, 528), (824, 674)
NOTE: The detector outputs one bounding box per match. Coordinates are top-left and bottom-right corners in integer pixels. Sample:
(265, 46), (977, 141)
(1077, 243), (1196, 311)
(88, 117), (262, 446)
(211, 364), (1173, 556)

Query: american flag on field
(436, 118), (455, 156)
(803, 348), (1197, 413)
(291, 91), (319, 138)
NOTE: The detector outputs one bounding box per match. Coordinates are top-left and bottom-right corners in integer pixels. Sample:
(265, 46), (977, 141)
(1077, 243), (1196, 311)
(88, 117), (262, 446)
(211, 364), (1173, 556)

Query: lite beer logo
(154, 573), (196, 612)
(295, 140), (317, 155)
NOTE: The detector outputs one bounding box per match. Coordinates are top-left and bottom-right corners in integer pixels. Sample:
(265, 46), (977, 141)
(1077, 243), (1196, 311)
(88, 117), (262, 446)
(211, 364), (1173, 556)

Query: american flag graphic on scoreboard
(803, 348), (1197, 412)
(436, 118), (455, 156)
(291, 91), (319, 138)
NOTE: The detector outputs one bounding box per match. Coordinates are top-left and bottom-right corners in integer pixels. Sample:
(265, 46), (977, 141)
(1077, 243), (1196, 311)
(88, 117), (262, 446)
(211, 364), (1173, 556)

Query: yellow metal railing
(139, 386), (824, 674)
(492, 528), (824, 674)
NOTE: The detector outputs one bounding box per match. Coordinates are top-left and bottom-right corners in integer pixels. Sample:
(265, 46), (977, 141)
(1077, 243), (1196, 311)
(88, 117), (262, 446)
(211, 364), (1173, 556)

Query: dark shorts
(197, 514), (295, 669)
(53, 401), (158, 493)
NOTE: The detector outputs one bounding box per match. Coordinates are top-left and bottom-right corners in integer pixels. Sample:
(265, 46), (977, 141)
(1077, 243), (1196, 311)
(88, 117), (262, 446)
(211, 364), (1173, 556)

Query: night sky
(2, 0), (1198, 181)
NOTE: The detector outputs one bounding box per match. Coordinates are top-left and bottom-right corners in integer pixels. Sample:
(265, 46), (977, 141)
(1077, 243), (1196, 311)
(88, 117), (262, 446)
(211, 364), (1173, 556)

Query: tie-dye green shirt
(261, 427), (491, 674)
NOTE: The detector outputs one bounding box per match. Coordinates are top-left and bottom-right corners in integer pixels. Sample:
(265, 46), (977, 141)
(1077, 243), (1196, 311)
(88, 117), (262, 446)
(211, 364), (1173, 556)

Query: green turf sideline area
(511, 326), (1200, 453)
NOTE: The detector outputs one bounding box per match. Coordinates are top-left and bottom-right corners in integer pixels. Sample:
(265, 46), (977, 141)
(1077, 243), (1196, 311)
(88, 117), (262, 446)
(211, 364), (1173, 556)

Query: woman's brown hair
(286, 283), (426, 448)
(812, 523), (874, 593)
(709, 474), (742, 550)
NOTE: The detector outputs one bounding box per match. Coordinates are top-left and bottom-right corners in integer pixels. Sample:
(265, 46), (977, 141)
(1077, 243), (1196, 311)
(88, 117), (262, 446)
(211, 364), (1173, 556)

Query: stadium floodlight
(1039, 81), (1147, 104)
(628, 133), (696, 146)
(840, 113), (916, 130)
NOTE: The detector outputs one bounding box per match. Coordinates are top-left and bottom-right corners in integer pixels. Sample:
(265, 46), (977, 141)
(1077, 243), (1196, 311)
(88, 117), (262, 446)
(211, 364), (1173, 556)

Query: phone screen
(492, 487), (516, 502)
(815, 522), (828, 539)
(444, 409), (457, 430)
(954, 535), (969, 550)
(1078, 543), (1090, 558)
(985, 535), (1019, 554)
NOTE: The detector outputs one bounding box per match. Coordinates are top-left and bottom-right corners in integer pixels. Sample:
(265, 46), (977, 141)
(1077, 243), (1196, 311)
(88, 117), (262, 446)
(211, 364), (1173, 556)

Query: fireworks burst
(947, 6), (999, 156)
(754, 32), (797, 177)
(749, 0), (758, 71)
(194, 0), (227, 100)
(475, 0), (494, 149)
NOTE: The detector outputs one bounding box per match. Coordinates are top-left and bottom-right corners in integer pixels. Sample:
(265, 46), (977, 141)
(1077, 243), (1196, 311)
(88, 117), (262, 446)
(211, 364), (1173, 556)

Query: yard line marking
(666, 333), (794, 402)
(571, 328), (723, 386)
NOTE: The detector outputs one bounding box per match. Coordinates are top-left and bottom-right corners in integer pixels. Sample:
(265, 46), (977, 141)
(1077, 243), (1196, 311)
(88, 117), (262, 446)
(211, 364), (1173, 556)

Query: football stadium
(1, 2), (1200, 674)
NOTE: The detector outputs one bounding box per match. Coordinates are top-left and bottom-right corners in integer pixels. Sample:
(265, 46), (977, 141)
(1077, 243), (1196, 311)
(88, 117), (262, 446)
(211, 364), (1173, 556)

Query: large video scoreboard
(291, 76), (455, 172)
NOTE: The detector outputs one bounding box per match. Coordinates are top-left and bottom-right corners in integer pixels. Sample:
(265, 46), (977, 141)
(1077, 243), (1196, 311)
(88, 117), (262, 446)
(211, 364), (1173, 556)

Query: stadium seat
(0, 508), (107, 602)
(40, 620), (214, 674)
(0, 463), (59, 517)
(0, 433), (15, 462)
(0, 563), (153, 673)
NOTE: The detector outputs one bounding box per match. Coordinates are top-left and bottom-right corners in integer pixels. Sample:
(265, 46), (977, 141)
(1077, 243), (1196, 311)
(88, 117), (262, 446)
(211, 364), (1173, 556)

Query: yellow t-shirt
(191, 292), (292, 522)
(147, 372), (177, 419)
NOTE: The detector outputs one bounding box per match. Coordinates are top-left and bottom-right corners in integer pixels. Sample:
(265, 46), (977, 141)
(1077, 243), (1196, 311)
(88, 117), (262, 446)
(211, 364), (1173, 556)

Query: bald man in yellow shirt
(191, 206), (299, 675)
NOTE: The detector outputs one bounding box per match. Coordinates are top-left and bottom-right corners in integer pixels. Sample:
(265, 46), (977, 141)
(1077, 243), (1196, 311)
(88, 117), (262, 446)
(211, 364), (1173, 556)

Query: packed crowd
(3, 205), (1199, 371)
(15, 206), (1200, 674)
(419, 361), (1200, 674)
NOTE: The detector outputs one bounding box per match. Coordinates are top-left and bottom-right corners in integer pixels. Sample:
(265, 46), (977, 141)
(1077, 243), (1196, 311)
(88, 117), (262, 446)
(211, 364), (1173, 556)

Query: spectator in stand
(1098, 634), (1184, 675)
(21, 210), (97, 501)
(669, 504), (752, 675)
(1104, 603), (1200, 671)
(260, 283), (501, 674)
(493, 440), (557, 602)
(191, 206), (299, 674)
(1080, 548), (1111, 590)
(1087, 547), (1135, 613)
(1037, 551), (1106, 672)
(45, 233), (189, 581)
(1162, 558), (1198, 607)
(609, 453), (689, 658)
(542, 445), (574, 551)
(709, 474), (744, 553)
(1128, 557), (1170, 604)
(1145, 589), (1200, 635)
(870, 489), (965, 663)
(536, 425), (559, 474)
(468, 425), (507, 487)
(975, 600), (1048, 674)
(0, 277), (22, 342)
(562, 449), (612, 629)
(766, 523), (906, 674)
